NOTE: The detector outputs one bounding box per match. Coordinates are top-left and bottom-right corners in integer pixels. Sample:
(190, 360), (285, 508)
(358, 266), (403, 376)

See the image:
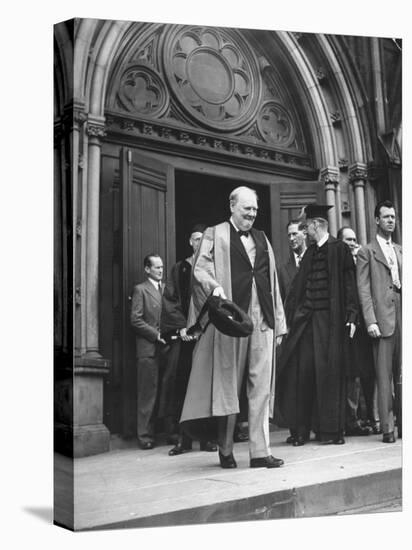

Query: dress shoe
(370, 422), (382, 435)
(250, 455), (284, 468)
(218, 451), (237, 469)
(166, 435), (179, 445)
(321, 437), (345, 445)
(345, 424), (372, 436)
(292, 436), (305, 446)
(234, 431), (249, 443)
(286, 435), (295, 444)
(168, 443), (192, 456)
(140, 441), (154, 450)
(200, 440), (217, 452)
(382, 431), (395, 443)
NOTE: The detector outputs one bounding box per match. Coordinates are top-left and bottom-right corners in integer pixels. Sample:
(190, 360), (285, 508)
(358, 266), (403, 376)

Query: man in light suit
(181, 186), (287, 469)
(357, 201), (402, 443)
(130, 254), (166, 449)
(278, 219), (307, 302)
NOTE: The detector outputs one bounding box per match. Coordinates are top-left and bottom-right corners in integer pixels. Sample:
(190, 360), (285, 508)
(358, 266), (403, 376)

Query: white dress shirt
(376, 234), (401, 288)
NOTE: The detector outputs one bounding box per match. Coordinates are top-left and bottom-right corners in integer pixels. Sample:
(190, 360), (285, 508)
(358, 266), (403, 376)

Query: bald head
(229, 186), (259, 232)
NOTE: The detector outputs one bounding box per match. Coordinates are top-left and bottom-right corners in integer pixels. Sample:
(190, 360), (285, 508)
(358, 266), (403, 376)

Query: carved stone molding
(316, 68), (326, 82)
(320, 166), (340, 185)
(105, 113), (313, 170)
(349, 162), (368, 183)
(330, 111), (342, 124)
(86, 117), (107, 139)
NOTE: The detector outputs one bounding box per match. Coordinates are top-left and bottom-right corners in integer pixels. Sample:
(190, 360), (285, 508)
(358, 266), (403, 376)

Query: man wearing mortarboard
(277, 203), (358, 446)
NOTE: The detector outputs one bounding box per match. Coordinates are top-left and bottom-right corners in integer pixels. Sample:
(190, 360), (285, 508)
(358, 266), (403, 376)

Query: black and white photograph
(3, 0), (409, 547)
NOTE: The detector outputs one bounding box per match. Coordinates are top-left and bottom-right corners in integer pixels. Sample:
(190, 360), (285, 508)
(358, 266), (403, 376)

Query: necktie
(386, 242), (401, 289)
(158, 283), (163, 296)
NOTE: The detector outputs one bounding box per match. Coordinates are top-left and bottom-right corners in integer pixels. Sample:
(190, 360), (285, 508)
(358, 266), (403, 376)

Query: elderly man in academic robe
(278, 204), (358, 446)
(180, 186), (287, 469)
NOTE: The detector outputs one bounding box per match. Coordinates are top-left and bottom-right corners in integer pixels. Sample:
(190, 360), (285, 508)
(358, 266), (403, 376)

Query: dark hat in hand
(207, 296), (253, 337)
(299, 203), (333, 220)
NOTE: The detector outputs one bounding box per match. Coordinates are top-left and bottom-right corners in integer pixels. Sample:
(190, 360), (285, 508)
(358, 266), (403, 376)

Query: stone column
(55, 112), (110, 458)
(349, 162), (368, 246)
(71, 115), (110, 457)
(320, 166), (339, 236)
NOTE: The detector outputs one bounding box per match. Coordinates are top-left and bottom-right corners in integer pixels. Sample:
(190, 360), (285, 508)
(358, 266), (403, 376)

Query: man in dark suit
(158, 224), (217, 456)
(278, 219), (307, 302)
(181, 186), (287, 469)
(337, 226), (376, 437)
(130, 254), (166, 450)
(357, 201), (402, 443)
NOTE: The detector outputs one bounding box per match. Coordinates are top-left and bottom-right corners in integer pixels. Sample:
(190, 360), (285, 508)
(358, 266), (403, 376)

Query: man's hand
(367, 323), (381, 338)
(346, 322), (356, 339)
(275, 335), (284, 347)
(179, 328), (192, 342)
(157, 334), (166, 345)
(212, 286), (227, 299)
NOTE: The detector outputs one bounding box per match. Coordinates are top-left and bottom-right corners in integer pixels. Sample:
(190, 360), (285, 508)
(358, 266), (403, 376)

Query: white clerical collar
(317, 233), (329, 248)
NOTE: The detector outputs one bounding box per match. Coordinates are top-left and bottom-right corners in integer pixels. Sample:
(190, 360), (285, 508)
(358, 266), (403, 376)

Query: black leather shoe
(345, 425), (372, 436)
(200, 440), (217, 452)
(382, 432), (395, 443)
(286, 435), (295, 444)
(168, 443), (192, 456)
(292, 436), (305, 446)
(140, 441), (154, 450)
(321, 437), (345, 445)
(250, 455), (284, 468)
(218, 451), (237, 469)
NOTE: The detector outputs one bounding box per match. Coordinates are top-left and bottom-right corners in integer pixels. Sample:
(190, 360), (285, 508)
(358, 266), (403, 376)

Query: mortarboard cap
(190, 223), (207, 235)
(299, 203), (333, 220)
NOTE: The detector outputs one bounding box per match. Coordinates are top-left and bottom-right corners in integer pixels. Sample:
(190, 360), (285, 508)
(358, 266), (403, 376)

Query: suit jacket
(278, 252), (298, 302)
(130, 279), (163, 358)
(356, 237), (402, 337)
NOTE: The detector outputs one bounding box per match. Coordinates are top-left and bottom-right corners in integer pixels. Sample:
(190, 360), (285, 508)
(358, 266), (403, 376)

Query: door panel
(119, 148), (175, 436)
(271, 181), (323, 266)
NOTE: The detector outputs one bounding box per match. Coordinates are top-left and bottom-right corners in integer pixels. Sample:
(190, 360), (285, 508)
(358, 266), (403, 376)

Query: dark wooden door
(270, 181), (324, 266)
(119, 148), (175, 437)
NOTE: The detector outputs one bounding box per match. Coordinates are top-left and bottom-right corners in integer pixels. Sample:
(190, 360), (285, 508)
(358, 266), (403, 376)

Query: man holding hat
(278, 204), (358, 446)
(180, 186), (287, 469)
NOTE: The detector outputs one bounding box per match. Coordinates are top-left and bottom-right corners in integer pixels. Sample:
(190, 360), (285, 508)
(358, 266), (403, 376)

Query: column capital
(349, 162), (368, 183)
(86, 115), (107, 138)
(320, 166), (340, 187)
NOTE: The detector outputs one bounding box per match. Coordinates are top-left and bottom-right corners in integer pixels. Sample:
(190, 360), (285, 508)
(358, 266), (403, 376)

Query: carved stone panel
(116, 65), (169, 118)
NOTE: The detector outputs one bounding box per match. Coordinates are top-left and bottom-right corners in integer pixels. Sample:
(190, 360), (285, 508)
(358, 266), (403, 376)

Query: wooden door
(270, 181), (324, 266)
(118, 148), (175, 437)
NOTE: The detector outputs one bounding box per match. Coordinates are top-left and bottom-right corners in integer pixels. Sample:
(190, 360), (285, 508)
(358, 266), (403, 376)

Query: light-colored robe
(180, 221), (286, 422)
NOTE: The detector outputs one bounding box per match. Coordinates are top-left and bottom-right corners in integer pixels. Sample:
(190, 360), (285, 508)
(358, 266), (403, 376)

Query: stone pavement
(54, 428), (402, 531)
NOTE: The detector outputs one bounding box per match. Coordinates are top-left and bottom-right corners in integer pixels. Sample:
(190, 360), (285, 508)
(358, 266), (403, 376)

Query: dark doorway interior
(175, 170), (271, 261)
